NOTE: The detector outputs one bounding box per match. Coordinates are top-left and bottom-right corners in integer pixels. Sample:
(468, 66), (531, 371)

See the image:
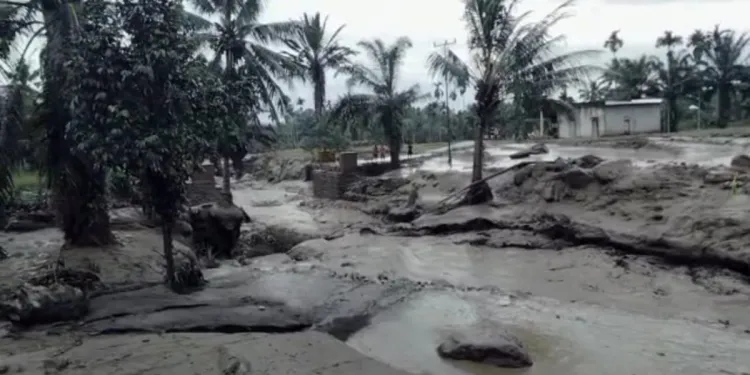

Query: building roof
(605, 98), (664, 106)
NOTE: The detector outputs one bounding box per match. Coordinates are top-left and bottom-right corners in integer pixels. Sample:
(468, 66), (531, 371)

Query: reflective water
(348, 292), (749, 375)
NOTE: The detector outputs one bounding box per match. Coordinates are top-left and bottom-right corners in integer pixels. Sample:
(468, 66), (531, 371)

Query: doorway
(624, 116), (631, 135)
(591, 117), (600, 138)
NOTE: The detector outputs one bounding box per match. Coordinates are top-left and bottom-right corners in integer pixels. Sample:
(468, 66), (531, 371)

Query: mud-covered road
(2, 135), (750, 375)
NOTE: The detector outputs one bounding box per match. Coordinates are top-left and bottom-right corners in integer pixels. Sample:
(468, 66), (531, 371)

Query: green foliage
(299, 115), (349, 153)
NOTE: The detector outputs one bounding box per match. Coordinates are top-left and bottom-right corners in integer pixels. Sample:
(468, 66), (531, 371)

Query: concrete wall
(558, 104), (661, 139)
(559, 106), (606, 139)
(603, 104), (662, 135)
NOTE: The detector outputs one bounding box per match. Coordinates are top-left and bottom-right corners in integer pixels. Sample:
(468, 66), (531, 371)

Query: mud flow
(1, 136), (749, 375)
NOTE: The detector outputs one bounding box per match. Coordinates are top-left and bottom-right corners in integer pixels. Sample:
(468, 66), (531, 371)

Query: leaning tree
(427, 0), (597, 204)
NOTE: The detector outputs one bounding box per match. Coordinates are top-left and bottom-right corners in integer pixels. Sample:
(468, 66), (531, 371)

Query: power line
(433, 39), (457, 167)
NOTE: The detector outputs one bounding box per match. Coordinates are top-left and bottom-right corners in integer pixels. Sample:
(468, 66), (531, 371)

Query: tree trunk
(161, 220), (176, 289)
(388, 135), (401, 169)
(465, 119), (493, 205)
(221, 157), (231, 196)
(717, 83), (731, 128)
(313, 68), (325, 116)
(42, 3), (114, 247)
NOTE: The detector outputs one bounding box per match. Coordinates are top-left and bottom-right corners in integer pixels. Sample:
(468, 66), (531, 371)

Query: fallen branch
(429, 161), (538, 215)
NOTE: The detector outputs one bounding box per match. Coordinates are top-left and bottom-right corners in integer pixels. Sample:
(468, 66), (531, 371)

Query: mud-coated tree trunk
(221, 157), (232, 198)
(464, 119), (493, 205)
(161, 220), (176, 289)
(42, 2), (114, 247)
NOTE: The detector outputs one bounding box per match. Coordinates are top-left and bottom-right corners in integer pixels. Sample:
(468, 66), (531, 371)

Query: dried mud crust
(408, 156), (750, 276)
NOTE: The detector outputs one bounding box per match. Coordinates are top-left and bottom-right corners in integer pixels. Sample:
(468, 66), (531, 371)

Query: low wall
(312, 170), (358, 199)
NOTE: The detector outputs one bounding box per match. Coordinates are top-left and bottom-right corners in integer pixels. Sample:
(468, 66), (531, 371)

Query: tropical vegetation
(1, 0), (750, 288)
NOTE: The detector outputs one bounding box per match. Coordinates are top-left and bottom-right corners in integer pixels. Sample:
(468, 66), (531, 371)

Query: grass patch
(12, 170), (44, 191)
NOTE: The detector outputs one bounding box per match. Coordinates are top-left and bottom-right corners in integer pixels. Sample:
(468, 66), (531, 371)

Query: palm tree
(331, 37), (423, 168)
(656, 31), (683, 131)
(427, 0), (598, 204)
(602, 55), (660, 100)
(1, 0), (116, 245)
(604, 30), (624, 56)
(698, 26), (750, 128)
(188, 0), (298, 195)
(285, 12), (356, 117)
(578, 79), (608, 101)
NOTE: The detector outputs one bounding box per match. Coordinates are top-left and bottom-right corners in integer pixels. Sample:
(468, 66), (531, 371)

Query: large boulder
(574, 154), (604, 168)
(509, 143), (549, 160)
(190, 202), (250, 258)
(0, 283), (89, 326)
(437, 324), (532, 368)
(592, 159), (632, 183)
(730, 154), (750, 171)
(555, 167), (595, 189)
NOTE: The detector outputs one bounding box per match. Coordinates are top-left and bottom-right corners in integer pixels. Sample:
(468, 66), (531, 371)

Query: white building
(558, 98), (664, 139)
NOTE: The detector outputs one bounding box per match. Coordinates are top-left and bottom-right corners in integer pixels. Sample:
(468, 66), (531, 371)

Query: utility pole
(434, 39), (456, 168)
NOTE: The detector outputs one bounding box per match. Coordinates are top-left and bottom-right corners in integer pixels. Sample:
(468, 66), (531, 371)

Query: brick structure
(312, 152), (360, 199)
(186, 164), (223, 205)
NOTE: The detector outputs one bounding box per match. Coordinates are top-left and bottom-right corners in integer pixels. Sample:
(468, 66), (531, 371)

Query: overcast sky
(252, 0), (748, 106)
(8, 0), (748, 107)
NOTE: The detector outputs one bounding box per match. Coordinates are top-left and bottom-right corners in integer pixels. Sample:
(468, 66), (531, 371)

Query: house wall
(558, 103), (662, 139)
(603, 104), (662, 136)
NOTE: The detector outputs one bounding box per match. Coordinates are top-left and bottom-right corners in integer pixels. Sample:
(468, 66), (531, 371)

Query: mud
(2, 135), (750, 375)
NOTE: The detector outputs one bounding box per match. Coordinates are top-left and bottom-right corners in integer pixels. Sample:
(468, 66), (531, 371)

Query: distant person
(407, 141), (413, 157)
(378, 145), (385, 159)
(372, 145), (379, 160)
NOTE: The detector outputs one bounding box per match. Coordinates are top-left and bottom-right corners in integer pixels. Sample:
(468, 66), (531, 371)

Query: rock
(0, 283), (88, 326)
(730, 154), (750, 170)
(575, 154), (604, 168)
(287, 239), (327, 261)
(556, 167), (595, 189)
(541, 180), (567, 202)
(704, 169), (735, 184)
(386, 206), (419, 223)
(436, 325), (532, 368)
(509, 143), (549, 160)
(0, 245), (6, 261)
(530, 143), (549, 154)
(3, 219), (53, 232)
(217, 346), (252, 375)
(189, 202), (250, 258)
(592, 159), (632, 183)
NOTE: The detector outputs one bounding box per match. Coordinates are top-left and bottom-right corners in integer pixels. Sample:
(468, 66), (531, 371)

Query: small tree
(68, 0), (215, 290)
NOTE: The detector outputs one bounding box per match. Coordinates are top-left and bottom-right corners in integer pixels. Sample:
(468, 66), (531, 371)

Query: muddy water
(300, 234), (750, 375)
(348, 291), (749, 375)
(416, 141), (746, 173)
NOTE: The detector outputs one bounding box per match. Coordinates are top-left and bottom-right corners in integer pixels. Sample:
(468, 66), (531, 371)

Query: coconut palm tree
(697, 26), (750, 128)
(1, 0), (116, 245)
(604, 30), (623, 56)
(188, 0), (298, 195)
(427, 0), (598, 204)
(602, 55), (660, 100)
(285, 12), (356, 117)
(578, 79), (608, 101)
(331, 37), (424, 168)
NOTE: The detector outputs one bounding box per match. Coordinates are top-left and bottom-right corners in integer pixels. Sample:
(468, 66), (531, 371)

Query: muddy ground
(1, 135), (750, 375)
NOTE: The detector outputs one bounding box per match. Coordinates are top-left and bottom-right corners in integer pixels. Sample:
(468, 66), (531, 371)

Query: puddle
(348, 291), (749, 375)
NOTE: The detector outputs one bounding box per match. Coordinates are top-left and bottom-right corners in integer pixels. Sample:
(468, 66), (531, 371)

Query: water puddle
(348, 291), (749, 375)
